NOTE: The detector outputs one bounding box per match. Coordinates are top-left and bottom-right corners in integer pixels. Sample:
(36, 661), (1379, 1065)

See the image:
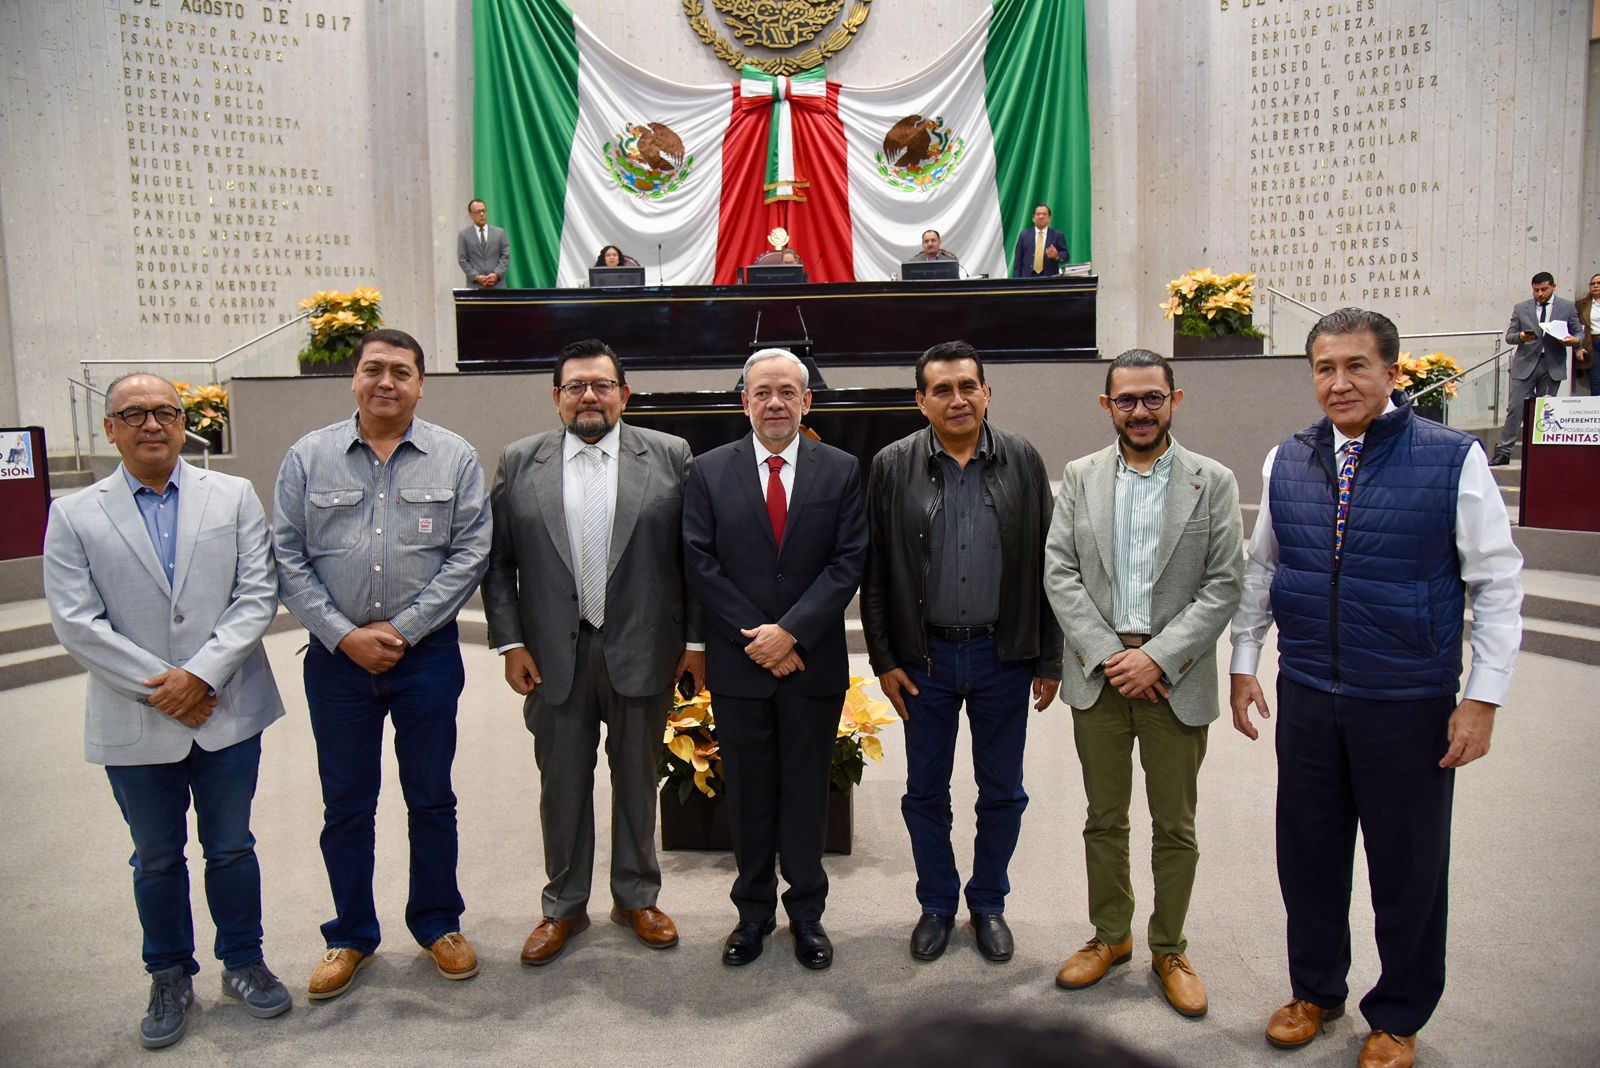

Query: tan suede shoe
(307, 948), (371, 1001)
(426, 932), (479, 980)
(1359, 1031), (1417, 1068)
(520, 915), (591, 966)
(1265, 998), (1344, 1048)
(1152, 952), (1207, 1018)
(1054, 936), (1133, 990)
(611, 905), (680, 949)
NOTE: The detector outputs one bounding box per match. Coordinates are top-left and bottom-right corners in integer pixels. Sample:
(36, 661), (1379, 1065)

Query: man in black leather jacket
(861, 340), (1063, 965)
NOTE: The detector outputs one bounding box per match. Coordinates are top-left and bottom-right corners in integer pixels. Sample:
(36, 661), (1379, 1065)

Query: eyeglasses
(557, 379), (620, 399)
(1109, 392), (1171, 412)
(111, 405), (183, 428)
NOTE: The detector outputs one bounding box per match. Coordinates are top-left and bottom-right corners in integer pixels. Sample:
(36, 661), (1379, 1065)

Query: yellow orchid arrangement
(1160, 268), (1263, 338)
(659, 677), (896, 803)
(1395, 352), (1462, 401)
(297, 287), (383, 366)
(172, 381), (229, 435)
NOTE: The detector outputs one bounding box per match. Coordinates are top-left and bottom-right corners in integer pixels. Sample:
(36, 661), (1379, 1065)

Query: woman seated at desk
(594, 244), (641, 268)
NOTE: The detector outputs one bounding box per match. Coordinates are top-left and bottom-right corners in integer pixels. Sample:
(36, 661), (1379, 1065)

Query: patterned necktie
(1033, 230), (1045, 274)
(1333, 440), (1362, 567)
(578, 446), (609, 627)
(765, 455), (787, 549)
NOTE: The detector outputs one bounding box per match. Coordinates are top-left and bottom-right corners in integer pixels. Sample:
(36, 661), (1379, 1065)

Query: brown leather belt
(1118, 633), (1150, 648)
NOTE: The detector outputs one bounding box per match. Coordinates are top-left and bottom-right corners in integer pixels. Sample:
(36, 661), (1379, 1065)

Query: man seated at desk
(911, 230), (959, 263)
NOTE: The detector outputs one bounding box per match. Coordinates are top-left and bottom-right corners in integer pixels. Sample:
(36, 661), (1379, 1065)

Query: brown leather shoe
(1359, 1031), (1417, 1068)
(1152, 952), (1207, 1018)
(520, 915), (590, 966)
(426, 931), (479, 980)
(1054, 936), (1133, 989)
(1265, 998), (1345, 1048)
(307, 948), (371, 1001)
(611, 905), (680, 949)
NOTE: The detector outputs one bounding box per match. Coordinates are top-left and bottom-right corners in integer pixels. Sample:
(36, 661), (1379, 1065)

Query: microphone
(657, 242), (665, 287)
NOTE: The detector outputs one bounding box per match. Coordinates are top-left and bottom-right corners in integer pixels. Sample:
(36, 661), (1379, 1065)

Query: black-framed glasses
(557, 379), (620, 399)
(111, 405), (183, 428)
(1110, 392), (1171, 412)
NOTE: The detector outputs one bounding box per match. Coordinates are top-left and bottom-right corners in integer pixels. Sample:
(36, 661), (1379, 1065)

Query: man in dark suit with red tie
(682, 348), (869, 971)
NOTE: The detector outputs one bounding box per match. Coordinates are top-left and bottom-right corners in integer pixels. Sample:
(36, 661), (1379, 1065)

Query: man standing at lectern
(457, 199), (509, 289)
(1230, 307), (1523, 1068)
(1011, 203), (1070, 279)
(1490, 271), (1582, 464)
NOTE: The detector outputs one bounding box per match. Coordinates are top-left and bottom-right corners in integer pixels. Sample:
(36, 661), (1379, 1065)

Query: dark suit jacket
(1012, 226), (1070, 278)
(457, 224), (510, 288)
(481, 422), (699, 705)
(682, 433), (867, 700)
(1504, 295), (1582, 382)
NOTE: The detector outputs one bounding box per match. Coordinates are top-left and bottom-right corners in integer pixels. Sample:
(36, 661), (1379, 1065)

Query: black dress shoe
(910, 913), (955, 961)
(971, 913), (1013, 962)
(722, 917), (776, 967)
(792, 921), (833, 970)
(1489, 451), (1512, 466)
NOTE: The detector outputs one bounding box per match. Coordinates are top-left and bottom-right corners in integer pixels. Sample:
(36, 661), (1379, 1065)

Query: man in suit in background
(1011, 203), (1070, 279)
(862, 340), (1061, 965)
(1043, 350), (1243, 1019)
(910, 230), (959, 263)
(682, 348), (868, 971)
(1231, 308), (1523, 1068)
(482, 338), (703, 966)
(1577, 272), (1598, 395)
(44, 373), (289, 1050)
(1491, 271), (1583, 463)
(457, 198), (509, 289)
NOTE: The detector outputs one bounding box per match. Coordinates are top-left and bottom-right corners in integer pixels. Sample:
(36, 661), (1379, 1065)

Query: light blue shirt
(1110, 445), (1175, 634)
(123, 466), (179, 590)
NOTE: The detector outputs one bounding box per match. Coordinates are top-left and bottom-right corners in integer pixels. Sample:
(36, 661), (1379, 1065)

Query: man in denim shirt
(273, 328), (491, 1000)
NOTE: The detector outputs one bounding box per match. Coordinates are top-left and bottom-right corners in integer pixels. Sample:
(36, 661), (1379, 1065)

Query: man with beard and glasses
(1042, 349), (1243, 1019)
(481, 338), (702, 966)
(861, 340), (1061, 964)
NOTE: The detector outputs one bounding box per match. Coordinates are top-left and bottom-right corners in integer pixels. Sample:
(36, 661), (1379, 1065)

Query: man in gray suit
(457, 198), (510, 289)
(482, 338), (703, 965)
(1043, 349), (1243, 1019)
(44, 373), (289, 1050)
(1491, 271), (1584, 464)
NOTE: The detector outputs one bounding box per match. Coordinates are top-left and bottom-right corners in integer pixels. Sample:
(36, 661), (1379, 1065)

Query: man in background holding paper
(1491, 271), (1584, 464)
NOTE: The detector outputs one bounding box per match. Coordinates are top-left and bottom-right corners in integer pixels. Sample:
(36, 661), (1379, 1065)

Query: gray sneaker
(140, 966), (194, 1049)
(221, 960), (292, 1019)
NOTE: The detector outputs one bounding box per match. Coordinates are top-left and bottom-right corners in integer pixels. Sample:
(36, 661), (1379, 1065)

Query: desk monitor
(900, 260), (960, 281)
(744, 264), (807, 285)
(588, 266), (646, 288)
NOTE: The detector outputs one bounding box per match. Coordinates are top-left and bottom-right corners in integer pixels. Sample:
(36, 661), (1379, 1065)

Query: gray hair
(1304, 307), (1401, 366)
(742, 348), (810, 389)
(104, 372), (181, 416)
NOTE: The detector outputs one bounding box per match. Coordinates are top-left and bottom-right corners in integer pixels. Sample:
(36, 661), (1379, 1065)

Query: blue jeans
(105, 735), (265, 975)
(305, 621), (465, 953)
(900, 635), (1034, 915)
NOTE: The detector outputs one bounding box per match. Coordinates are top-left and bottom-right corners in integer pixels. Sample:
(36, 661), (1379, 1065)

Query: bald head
(105, 373), (181, 416)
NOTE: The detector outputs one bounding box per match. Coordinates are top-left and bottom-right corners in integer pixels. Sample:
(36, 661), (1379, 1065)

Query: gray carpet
(2, 631), (1595, 1066)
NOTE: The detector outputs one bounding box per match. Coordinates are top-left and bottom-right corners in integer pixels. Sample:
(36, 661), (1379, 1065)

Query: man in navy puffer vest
(1229, 308), (1524, 1068)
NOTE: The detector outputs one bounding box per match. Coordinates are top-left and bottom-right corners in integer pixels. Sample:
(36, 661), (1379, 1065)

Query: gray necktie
(479, 227), (487, 249)
(577, 446), (609, 627)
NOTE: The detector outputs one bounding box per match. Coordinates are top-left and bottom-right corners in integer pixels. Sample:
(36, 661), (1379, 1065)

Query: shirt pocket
(398, 487), (454, 547)
(307, 488), (365, 552)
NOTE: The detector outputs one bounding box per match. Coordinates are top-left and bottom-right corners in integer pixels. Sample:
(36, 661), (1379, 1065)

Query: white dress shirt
(1229, 402), (1524, 705)
(756, 433), (800, 502)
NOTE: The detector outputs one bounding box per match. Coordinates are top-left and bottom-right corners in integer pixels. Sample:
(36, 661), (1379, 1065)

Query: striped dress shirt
(1110, 446), (1175, 634)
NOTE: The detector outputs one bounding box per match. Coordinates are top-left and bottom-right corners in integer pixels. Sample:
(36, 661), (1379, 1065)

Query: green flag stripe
(984, 0), (1092, 265)
(473, 0), (581, 289)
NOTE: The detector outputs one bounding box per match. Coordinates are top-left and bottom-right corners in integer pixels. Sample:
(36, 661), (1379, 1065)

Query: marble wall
(0, 0), (1595, 449)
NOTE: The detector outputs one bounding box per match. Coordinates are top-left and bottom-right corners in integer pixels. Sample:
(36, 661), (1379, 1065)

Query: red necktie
(765, 455), (787, 549)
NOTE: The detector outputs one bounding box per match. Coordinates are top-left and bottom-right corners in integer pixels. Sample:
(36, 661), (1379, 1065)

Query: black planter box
(660, 785), (853, 855)
(1172, 332), (1265, 358)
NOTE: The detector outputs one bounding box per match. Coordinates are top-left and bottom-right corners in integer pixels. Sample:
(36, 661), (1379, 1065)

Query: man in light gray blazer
(482, 338), (702, 966)
(1492, 270), (1584, 463)
(1043, 350), (1243, 1020)
(457, 198), (509, 288)
(43, 373), (288, 1050)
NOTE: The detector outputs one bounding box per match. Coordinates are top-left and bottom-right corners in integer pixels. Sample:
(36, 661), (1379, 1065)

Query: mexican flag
(473, 0), (1089, 287)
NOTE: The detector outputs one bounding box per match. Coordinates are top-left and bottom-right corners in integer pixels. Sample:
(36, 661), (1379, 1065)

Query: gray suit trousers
(527, 627), (668, 919)
(1496, 370), (1559, 454)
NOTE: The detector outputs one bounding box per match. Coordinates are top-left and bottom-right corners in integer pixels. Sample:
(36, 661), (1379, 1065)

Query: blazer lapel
(1151, 444), (1203, 584)
(733, 434), (777, 553)
(169, 461), (212, 604)
(98, 468), (171, 593)
(780, 436), (819, 555)
(607, 423), (650, 577)
(1084, 446), (1117, 582)
(531, 434), (575, 577)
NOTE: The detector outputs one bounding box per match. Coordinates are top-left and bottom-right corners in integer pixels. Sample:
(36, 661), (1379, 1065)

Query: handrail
(1409, 345), (1513, 403)
(79, 311), (310, 386)
(1261, 287), (1325, 318)
(66, 376), (214, 470)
